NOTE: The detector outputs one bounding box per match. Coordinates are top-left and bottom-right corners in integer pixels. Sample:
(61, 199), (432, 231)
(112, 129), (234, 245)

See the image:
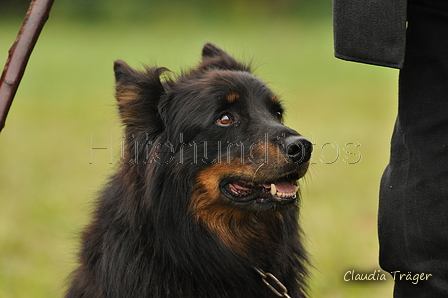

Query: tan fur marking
(115, 84), (143, 125)
(226, 93), (240, 102)
(190, 162), (283, 257)
(116, 83), (140, 102)
(270, 94), (279, 103)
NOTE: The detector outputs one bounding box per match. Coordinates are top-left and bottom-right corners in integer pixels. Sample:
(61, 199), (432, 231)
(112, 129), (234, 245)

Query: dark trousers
(379, 1), (448, 297)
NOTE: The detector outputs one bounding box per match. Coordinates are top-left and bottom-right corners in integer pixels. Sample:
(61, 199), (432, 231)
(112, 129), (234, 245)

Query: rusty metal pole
(0, 0), (55, 132)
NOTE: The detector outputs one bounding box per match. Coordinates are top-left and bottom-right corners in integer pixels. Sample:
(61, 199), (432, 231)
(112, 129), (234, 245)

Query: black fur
(66, 43), (311, 298)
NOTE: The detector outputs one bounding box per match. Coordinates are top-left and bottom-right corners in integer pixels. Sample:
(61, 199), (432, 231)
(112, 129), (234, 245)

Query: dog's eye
(276, 111), (283, 123)
(217, 114), (234, 126)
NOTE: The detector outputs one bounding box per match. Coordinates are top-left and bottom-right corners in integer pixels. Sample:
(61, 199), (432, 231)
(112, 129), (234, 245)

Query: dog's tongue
(228, 181), (254, 197)
(276, 181), (297, 193)
(263, 181), (296, 193)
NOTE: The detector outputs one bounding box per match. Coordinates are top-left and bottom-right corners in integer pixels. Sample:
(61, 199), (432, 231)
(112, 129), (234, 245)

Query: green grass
(1, 11), (397, 298)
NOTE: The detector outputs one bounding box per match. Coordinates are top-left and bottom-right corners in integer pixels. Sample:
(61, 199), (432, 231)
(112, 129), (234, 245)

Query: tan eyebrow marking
(226, 93), (240, 102)
(270, 94), (279, 103)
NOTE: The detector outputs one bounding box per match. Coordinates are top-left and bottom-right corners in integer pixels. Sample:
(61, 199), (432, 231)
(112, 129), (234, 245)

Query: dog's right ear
(114, 60), (166, 133)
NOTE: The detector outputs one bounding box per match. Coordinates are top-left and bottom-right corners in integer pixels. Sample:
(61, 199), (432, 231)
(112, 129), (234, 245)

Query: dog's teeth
(270, 184), (277, 195)
(268, 184), (299, 197)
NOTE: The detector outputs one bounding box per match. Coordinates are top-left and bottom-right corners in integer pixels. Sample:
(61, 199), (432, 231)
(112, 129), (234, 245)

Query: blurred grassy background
(1, 0), (398, 297)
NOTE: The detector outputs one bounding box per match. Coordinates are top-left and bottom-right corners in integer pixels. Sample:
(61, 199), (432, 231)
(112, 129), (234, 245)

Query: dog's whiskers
(252, 163), (265, 184)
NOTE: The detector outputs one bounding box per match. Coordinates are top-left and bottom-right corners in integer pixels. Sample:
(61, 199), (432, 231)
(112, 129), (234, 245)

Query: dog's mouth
(220, 173), (300, 206)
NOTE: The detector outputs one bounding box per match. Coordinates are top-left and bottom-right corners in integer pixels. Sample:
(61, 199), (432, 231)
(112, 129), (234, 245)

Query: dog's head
(114, 43), (312, 214)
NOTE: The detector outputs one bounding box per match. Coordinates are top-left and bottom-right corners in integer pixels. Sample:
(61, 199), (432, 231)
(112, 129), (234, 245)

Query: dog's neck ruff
(254, 267), (291, 298)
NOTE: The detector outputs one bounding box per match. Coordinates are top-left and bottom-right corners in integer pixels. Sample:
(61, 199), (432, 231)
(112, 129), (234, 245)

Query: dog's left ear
(199, 43), (250, 72)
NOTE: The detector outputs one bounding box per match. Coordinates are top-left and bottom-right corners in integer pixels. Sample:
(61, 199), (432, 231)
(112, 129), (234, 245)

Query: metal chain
(254, 267), (291, 298)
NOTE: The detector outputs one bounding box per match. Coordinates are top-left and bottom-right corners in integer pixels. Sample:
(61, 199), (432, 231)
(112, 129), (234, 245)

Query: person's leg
(379, 0), (448, 297)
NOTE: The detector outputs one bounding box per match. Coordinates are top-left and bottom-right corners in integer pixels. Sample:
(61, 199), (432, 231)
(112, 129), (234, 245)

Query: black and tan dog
(66, 43), (312, 298)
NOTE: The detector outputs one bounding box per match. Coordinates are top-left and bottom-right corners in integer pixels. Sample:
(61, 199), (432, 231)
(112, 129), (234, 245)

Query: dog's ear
(114, 60), (166, 134)
(201, 43), (228, 60)
(199, 43), (250, 72)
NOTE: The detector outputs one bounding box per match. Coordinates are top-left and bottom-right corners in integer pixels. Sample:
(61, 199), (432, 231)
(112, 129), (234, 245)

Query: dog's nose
(282, 136), (313, 164)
